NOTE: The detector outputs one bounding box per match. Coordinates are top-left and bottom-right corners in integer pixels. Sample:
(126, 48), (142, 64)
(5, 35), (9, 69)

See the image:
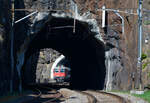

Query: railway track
(22, 84), (63, 103)
(75, 90), (97, 103)
(83, 90), (128, 103)
(59, 88), (96, 103)
(21, 84), (128, 103)
(59, 89), (128, 103)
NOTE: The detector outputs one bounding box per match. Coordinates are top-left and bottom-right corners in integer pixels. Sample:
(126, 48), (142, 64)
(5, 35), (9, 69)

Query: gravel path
(109, 92), (148, 103)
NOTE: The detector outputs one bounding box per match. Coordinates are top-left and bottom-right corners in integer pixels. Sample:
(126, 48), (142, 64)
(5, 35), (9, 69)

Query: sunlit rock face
(35, 49), (61, 83)
(141, 10), (150, 88)
(22, 48), (61, 84)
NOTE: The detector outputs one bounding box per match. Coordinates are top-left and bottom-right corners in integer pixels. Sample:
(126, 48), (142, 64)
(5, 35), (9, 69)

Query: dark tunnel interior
(22, 17), (106, 90)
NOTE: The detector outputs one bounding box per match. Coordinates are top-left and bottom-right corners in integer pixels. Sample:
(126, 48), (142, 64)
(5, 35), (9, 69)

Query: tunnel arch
(22, 17), (106, 90)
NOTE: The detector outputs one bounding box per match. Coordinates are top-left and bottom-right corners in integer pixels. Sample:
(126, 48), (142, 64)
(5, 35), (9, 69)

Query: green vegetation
(142, 53), (148, 61)
(111, 90), (150, 103)
(132, 91), (150, 103)
(110, 90), (130, 94)
(144, 20), (150, 25)
(148, 84), (150, 88)
(142, 62), (150, 70)
(141, 53), (150, 69)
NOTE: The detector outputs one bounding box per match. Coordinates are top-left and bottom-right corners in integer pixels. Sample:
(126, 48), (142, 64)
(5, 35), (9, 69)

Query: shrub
(144, 20), (150, 25)
(142, 53), (147, 61)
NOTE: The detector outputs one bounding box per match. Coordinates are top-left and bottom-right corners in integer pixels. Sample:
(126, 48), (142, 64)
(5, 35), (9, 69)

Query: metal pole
(10, 0), (15, 93)
(101, 6), (125, 35)
(137, 0), (143, 90)
(115, 12), (125, 35)
(73, 4), (77, 33)
(102, 5), (106, 28)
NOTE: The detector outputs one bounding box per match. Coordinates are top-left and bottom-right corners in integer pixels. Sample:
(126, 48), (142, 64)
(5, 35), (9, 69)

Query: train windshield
(54, 69), (59, 73)
(60, 69), (65, 72)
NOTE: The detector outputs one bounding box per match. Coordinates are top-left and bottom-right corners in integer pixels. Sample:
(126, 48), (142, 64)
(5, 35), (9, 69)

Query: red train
(53, 65), (70, 82)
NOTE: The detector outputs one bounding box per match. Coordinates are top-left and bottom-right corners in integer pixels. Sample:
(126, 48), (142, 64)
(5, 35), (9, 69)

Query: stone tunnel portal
(22, 17), (106, 90)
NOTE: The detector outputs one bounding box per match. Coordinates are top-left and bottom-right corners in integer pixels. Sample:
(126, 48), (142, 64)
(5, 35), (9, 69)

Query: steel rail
(35, 85), (63, 103)
(98, 91), (128, 103)
(20, 86), (42, 103)
(85, 90), (128, 103)
(76, 90), (97, 103)
(24, 84), (63, 103)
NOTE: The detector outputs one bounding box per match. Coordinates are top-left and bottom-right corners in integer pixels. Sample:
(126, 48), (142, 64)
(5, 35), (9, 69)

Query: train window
(54, 69), (59, 72)
(60, 69), (65, 72)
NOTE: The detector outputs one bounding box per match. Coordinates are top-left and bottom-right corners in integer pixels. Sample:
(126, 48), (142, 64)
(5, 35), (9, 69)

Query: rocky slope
(142, 6), (150, 88)
(22, 48), (61, 84)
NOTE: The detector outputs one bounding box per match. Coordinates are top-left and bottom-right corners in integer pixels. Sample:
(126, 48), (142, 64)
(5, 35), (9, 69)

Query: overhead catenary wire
(97, 8), (138, 15)
(15, 11), (38, 24)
